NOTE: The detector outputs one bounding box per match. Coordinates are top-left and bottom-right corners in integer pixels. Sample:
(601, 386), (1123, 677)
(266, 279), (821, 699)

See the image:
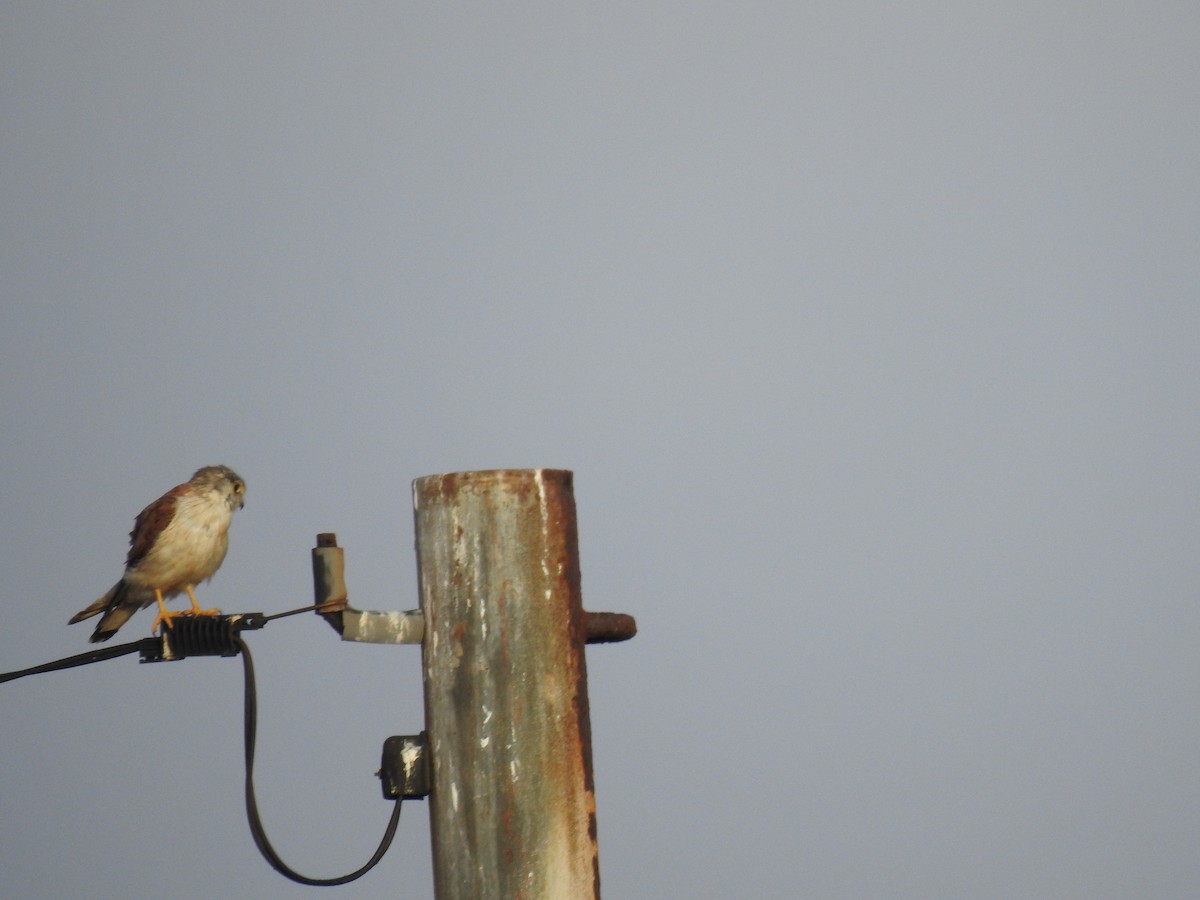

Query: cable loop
(1, 607), (403, 886)
(237, 637), (403, 885)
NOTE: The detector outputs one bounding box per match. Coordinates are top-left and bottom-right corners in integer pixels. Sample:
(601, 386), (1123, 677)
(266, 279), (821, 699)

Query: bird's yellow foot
(184, 585), (220, 617)
(153, 606), (223, 634)
(150, 587), (221, 635)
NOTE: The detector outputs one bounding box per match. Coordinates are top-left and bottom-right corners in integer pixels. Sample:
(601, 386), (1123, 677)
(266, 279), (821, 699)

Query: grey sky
(2, 3), (1198, 898)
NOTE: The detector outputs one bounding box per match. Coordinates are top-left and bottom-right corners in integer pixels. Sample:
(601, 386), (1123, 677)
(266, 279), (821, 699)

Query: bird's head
(192, 465), (247, 510)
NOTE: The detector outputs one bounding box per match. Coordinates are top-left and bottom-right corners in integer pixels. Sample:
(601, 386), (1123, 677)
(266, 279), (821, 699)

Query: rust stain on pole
(414, 469), (600, 899)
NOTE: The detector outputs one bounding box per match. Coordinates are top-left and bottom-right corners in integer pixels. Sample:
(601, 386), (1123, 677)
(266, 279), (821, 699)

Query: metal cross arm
(310, 532), (637, 646)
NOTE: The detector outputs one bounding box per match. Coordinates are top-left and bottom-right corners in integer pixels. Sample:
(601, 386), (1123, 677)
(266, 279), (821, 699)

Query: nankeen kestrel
(69, 465), (246, 643)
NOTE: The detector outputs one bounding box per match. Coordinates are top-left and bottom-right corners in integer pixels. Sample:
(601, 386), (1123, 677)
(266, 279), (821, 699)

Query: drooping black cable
(236, 637), (403, 886)
(0, 638), (156, 684)
(2, 613), (403, 886)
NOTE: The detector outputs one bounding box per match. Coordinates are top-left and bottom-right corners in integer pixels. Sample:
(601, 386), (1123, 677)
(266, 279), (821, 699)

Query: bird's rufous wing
(125, 485), (184, 568)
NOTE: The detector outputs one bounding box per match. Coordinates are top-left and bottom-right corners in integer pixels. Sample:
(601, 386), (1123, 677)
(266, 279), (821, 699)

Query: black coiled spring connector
(140, 613), (267, 663)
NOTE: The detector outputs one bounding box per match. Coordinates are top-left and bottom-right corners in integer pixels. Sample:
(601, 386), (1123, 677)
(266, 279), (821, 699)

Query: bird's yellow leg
(151, 588), (173, 634)
(184, 585), (220, 617)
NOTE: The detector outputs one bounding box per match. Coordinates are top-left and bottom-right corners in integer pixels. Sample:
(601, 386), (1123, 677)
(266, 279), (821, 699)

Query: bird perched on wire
(69, 465), (246, 643)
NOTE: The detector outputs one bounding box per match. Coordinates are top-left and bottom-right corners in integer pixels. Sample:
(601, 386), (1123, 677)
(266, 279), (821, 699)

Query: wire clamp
(139, 613), (267, 663)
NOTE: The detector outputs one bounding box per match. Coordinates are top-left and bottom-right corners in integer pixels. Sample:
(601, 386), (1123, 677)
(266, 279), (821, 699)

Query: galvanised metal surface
(414, 469), (600, 900)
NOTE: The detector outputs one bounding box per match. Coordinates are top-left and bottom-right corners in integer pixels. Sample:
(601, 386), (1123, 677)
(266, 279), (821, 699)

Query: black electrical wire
(237, 636), (403, 886)
(0, 637), (156, 683)
(1, 610), (403, 887)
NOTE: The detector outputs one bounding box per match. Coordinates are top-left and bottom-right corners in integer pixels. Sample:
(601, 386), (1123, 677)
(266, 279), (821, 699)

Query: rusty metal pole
(413, 469), (600, 899)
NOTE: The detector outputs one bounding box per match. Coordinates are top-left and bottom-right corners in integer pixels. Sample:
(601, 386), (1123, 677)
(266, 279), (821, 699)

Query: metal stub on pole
(413, 469), (604, 899)
(584, 611), (637, 644)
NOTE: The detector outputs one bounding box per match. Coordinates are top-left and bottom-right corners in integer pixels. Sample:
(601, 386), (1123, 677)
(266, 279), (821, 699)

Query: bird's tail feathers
(90, 603), (137, 643)
(68, 584), (118, 625)
(69, 583), (139, 642)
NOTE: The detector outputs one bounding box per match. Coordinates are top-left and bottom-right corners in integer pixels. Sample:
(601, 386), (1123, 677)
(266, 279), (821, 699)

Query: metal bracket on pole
(311, 533), (424, 643)
(312, 533), (636, 646)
